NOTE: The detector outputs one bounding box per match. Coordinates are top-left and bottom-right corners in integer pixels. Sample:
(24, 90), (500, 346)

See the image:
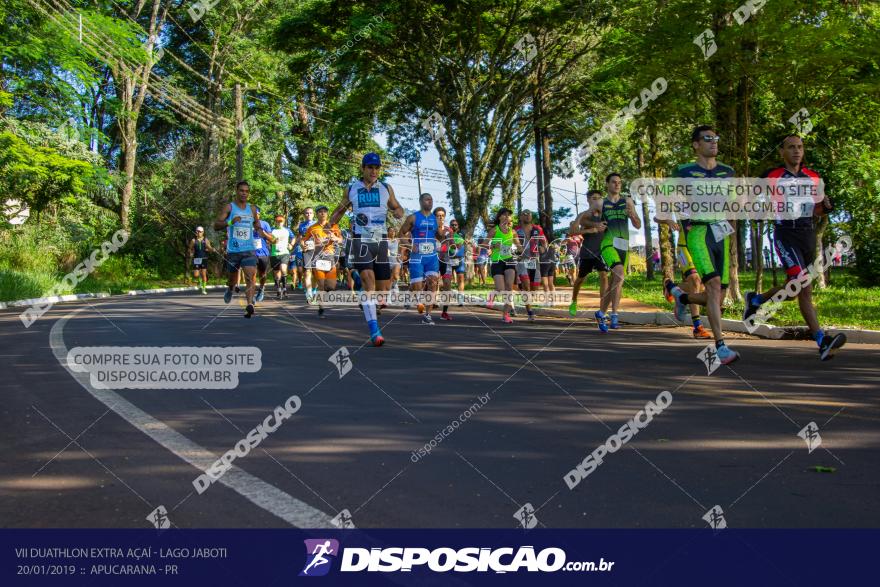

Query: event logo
(300, 539), (340, 577)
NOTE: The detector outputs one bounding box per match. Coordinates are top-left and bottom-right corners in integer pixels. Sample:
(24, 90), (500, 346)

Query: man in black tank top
(567, 190), (610, 332)
(188, 226), (214, 294)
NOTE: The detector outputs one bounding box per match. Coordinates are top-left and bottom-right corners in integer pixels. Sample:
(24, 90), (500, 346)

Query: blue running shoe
(256, 288), (265, 303)
(224, 288), (233, 304)
(665, 280), (688, 322)
(742, 291), (761, 322)
(716, 343), (740, 365)
(609, 314), (620, 329)
(595, 311), (608, 333)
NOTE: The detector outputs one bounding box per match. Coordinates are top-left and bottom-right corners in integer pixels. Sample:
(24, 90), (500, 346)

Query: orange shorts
(314, 268), (337, 281)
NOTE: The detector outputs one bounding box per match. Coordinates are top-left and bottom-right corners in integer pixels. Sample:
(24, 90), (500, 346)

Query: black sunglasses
(701, 135), (720, 143)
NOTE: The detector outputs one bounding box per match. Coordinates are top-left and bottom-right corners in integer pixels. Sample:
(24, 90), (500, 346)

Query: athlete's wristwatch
(227, 219), (234, 227)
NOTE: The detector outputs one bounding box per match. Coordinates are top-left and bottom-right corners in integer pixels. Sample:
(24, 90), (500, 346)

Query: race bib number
(233, 226), (251, 241)
(612, 237), (629, 251)
(449, 258), (461, 267)
(525, 258), (537, 270)
(361, 226), (383, 243)
(193, 258), (203, 266)
(315, 259), (332, 271)
(711, 220), (735, 242)
(419, 241), (435, 255)
(252, 238), (262, 250)
(500, 244), (513, 257)
(304, 240), (315, 251)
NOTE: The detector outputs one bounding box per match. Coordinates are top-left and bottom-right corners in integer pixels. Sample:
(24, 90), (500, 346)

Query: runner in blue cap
(330, 153), (405, 346)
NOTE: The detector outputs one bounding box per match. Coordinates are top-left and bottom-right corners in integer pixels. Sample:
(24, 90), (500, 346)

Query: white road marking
(49, 309), (335, 528)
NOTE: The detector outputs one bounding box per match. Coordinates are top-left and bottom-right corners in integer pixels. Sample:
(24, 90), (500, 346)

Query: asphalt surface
(2, 289), (879, 529)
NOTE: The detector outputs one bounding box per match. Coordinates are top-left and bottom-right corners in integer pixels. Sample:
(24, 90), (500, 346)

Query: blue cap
(362, 152), (382, 167)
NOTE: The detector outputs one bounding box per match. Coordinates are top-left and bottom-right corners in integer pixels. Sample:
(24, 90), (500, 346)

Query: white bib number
(253, 238), (262, 250)
(361, 226), (384, 243)
(419, 241), (435, 255)
(612, 237), (629, 251)
(525, 258), (537, 270)
(711, 220), (735, 242)
(304, 240), (315, 251)
(193, 258), (203, 266)
(500, 244), (513, 257)
(449, 258), (461, 267)
(233, 226), (251, 241)
(315, 259), (332, 271)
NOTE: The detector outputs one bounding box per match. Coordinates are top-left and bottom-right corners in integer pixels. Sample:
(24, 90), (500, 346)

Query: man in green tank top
(586, 173), (641, 329)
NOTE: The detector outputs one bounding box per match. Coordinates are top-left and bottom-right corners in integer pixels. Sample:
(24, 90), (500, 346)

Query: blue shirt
(254, 220), (271, 257)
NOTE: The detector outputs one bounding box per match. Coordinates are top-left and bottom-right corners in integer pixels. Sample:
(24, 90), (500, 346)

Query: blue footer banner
(2, 529), (875, 586)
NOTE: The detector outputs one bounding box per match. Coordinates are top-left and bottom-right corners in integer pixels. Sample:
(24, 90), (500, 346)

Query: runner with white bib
(304, 206), (343, 318)
(329, 153), (405, 345)
(487, 208), (521, 324)
(213, 181), (272, 318)
(398, 193), (442, 325)
(187, 226), (214, 294)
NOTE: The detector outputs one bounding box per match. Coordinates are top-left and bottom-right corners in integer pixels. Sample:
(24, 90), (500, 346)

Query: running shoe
(663, 279), (674, 303)
(201, 287), (207, 295)
(371, 330), (385, 346)
(441, 312), (452, 321)
(609, 314), (620, 329)
(527, 310), (535, 322)
(716, 344), (740, 365)
(665, 280), (688, 322)
(318, 307), (326, 319)
(256, 288), (265, 303)
(503, 313), (513, 324)
(234, 285), (241, 293)
(692, 325), (713, 339)
(742, 291), (761, 322)
(818, 332), (846, 361)
(245, 303), (255, 319)
(421, 314), (435, 325)
(224, 288), (233, 304)
(569, 301), (578, 317)
(595, 311), (608, 333)
(417, 303), (425, 314)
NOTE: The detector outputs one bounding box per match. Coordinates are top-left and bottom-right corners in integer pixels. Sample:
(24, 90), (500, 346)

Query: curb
(473, 297), (880, 345)
(0, 285), (227, 310)
(126, 285), (227, 295)
(0, 292), (111, 310)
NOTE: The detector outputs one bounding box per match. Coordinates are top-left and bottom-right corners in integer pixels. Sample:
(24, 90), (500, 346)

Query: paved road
(2, 290), (878, 529)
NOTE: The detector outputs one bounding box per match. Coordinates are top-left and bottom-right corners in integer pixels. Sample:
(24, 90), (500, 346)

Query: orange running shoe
(692, 325), (712, 339)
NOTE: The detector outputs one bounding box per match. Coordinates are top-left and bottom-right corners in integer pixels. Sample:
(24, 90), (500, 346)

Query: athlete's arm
(329, 187), (352, 226)
(213, 203), (234, 231)
(626, 197), (642, 229)
(205, 239), (215, 253)
(386, 185), (405, 220)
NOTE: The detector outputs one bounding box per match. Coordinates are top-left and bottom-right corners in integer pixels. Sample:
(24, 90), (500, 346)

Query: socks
(692, 317), (702, 330)
(679, 292), (690, 305)
(362, 301), (377, 322)
(715, 339), (726, 349)
(815, 329), (825, 347)
(442, 305), (448, 313)
(280, 276), (286, 289)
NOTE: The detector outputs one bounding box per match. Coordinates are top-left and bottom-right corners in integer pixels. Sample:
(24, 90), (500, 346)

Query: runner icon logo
(300, 539), (340, 577)
(331, 509), (356, 529)
(797, 421), (822, 454)
(513, 503), (538, 529)
(697, 344), (721, 375)
(146, 506), (171, 529)
(789, 107), (813, 135)
(329, 347), (352, 379)
(702, 505), (727, 530)
(694, 29), (717, 60)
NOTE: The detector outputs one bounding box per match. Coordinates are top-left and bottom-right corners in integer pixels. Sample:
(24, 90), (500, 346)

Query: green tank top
(601, 197), (629, 246)
(490, 227), (514, 262)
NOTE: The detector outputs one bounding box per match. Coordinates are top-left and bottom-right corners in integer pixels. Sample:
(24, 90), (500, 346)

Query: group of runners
(191, 127), (845, 362)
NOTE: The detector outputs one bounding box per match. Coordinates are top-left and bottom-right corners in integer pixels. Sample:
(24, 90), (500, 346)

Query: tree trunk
(754, 220), (764, 292)
(636, 140), (654, 280)
(541, 129), (553, 237)
(814, 215), (829, 288)
(533, 125), (544, 220)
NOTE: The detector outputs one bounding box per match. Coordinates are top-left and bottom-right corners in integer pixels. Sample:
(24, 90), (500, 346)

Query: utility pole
(415, 158), (423, 195)
(573, 182), (579, 215)
(234, 83), (243, 182)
